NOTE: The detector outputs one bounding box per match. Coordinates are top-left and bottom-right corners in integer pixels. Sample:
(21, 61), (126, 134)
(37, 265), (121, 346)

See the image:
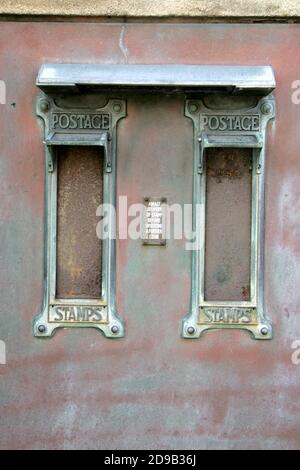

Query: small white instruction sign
(142, 197), (166, 245)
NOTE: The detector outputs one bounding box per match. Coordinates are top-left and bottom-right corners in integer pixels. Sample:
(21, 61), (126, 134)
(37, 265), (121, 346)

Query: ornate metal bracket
(33, 97), (126, 338)
(182, 96), (275, 340)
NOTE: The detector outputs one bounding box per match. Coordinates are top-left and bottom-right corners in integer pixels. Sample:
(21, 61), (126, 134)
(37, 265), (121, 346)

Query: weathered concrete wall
(0, 0), (300, 18)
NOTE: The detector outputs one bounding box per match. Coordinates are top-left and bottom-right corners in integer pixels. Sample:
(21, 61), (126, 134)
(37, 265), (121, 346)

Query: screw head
(261, 102), (273, 115)
(113, 103), (121, 113)
(188, 103), (198, 113)
(260, 326), (269, 336)
(187, 326), (196, 335)
(40, 101), (49, 112)
(111, 325), (119, 334)
(38, 324), (46, 334)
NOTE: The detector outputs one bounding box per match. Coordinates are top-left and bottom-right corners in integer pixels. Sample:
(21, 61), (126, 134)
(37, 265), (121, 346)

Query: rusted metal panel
(0, 21), (300, 450)
(205, 147), (252, 302)
(56, 146), (103, 299)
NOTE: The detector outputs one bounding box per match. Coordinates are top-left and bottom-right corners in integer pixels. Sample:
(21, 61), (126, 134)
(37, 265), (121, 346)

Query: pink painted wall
(0, 22), (299, 449)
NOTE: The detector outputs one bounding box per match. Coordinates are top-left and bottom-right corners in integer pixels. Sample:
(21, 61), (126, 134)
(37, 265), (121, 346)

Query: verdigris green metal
(33, 96), (126, 338)
(182, 95), (276, 340)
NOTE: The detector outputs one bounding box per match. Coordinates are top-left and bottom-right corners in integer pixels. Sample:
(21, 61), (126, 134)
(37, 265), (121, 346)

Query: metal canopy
(36, 64), (276, 94)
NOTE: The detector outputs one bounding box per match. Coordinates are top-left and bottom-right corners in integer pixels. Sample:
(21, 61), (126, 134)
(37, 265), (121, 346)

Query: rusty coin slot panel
(182, 96), (275, 340)
(33, 96), (126, 338)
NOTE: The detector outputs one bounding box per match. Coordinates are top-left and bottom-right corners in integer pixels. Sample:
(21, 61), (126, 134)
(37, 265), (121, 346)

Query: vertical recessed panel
(204, 148), (252, 302)
(56, 146), (103, 299)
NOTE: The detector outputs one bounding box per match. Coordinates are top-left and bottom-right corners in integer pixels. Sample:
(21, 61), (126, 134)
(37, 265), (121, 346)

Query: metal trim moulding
(33, 96), (126, 338)
(182, 95), (276, 340)
(36, 64), (275, 95)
